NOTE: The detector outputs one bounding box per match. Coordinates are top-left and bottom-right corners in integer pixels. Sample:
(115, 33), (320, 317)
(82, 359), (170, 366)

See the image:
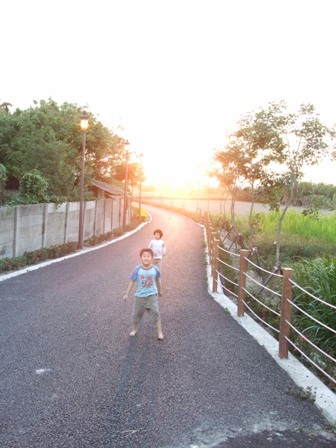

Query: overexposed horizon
(3, 0), (336, 188)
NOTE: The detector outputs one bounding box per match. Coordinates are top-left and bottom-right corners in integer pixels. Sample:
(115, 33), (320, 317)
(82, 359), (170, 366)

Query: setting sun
(139, 148), (211, 191)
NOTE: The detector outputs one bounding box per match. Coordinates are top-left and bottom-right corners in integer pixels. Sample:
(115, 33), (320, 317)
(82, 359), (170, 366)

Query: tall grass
(232, 210), (336, 267)
(249, 209), (336, 245)
(292, 257), (336, 385)
(293, 257), (336, 359)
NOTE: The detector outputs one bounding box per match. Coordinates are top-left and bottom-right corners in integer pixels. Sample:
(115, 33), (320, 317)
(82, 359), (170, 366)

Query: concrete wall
(0, 197), (130, 259)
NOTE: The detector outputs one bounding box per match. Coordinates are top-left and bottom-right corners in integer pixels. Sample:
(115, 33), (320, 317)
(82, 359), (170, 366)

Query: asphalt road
(0, 205), (335, 448)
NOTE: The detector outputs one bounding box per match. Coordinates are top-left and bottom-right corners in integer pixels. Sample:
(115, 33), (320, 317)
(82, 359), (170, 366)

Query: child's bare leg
(156, 320), (164, 340)
(130, 323), (138, 336)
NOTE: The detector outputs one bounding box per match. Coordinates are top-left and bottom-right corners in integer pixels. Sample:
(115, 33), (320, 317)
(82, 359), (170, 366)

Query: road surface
(0, 205), (335, 447)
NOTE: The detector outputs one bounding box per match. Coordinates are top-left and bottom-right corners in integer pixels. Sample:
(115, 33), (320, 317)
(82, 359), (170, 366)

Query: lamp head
(80, 112), (89, 131)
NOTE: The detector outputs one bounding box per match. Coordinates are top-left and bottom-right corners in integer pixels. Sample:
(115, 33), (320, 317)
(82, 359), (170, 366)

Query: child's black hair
(153, 229), (163, 238)
(140, 248), (154, 257)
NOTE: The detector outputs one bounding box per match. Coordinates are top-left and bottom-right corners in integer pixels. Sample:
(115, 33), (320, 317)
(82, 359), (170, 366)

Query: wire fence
(204, 212), (336, 391)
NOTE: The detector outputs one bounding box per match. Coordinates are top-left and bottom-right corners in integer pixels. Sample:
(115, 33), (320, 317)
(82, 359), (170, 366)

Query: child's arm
(123, 280), (135, 300)
(156, 278), (162, 297)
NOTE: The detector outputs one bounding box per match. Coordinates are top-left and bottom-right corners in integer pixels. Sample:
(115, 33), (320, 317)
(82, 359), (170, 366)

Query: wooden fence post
(212, 238), (220, 292)
(238, 249), (249, 317)
(279, 268), (293, 359)
(210, 230), (217, 277)
(207, 225), (214, 269)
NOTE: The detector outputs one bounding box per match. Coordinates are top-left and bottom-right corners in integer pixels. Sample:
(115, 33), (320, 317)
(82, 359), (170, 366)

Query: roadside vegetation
(0, 99), (144, 206)
(231, 209), (336, 269)
(211, 100), (336, 268)
(211, 208), (336, 390)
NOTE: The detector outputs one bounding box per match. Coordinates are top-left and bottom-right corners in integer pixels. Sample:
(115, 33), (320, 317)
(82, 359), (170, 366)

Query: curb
(0, 219), (151, 283)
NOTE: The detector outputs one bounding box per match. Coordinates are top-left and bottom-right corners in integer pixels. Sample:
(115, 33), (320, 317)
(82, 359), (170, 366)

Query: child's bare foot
(156, 321), (163, 341)
(129, 324), (138, 337)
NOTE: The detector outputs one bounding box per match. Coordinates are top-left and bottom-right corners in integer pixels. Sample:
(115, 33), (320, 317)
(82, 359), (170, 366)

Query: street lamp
(122, 146), (129, 229)
(138, 153), (143, 222)
(78, 111), (89, 249)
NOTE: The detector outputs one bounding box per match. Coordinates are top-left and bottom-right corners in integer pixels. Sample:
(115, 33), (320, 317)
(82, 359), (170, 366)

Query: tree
(0, 163), (7, 204)
(112, 148), (145, 195)
(213, 141), (244, 228)
(259, 102), (335, 267)
(213, 101), (336, 267)
(0, 102), (12, 113)
(213, 102), (286, 246)
(0, 99), (125, 201)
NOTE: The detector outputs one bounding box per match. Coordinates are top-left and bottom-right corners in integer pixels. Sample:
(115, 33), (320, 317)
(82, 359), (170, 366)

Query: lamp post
(78, 111), (89, 249)
(122, 147), (129, 229)
(138, 153), (143, 222)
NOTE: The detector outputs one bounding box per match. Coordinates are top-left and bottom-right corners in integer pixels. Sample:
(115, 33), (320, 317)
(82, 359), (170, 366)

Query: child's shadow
(100, 322), (164, 447)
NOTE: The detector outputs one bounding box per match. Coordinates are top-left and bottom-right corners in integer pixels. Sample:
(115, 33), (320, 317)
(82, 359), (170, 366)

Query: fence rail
(203, 212), (336, 389)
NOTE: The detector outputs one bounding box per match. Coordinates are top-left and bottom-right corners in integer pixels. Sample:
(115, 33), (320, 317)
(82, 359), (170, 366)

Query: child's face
(141, 251), (153, 266)
(154, 232), (161, 240)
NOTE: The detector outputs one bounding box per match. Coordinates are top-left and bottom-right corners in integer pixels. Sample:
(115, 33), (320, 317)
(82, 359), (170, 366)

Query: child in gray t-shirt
(123, 248), (164, 341)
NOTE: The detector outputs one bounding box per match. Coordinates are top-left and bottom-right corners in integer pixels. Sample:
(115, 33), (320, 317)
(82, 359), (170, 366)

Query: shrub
(19, 169), (50, 204)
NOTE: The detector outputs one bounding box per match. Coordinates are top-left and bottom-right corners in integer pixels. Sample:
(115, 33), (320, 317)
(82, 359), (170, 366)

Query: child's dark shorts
(132, 294), (160, 323)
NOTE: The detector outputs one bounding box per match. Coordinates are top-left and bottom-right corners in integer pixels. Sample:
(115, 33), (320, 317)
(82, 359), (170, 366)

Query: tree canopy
(0, 99), (130, 201)
(212, 101), (336, 266)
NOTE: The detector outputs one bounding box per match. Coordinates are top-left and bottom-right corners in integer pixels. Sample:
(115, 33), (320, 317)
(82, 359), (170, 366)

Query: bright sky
(3, 0), (336, 188)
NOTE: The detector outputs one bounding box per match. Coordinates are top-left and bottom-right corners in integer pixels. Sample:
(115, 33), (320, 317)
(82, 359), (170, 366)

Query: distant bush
(19, 169), (50, 204)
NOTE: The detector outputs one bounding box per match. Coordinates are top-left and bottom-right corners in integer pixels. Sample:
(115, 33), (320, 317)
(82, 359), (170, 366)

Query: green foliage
(218, 209), (336, 271)
(0, 163), (7, 182)
(298, 182), (336, 210)
(131, 205), (147, 222)
(255, 209), (336, 246)
(0, 243), (78, 273)
(0, 98), (128, 202)
(292, 257), (336, 361)
(0, 163), (7, 204)
(212, 101), (336, 265)
(231, 182), (336, 210)
(19, 169), (50, 204)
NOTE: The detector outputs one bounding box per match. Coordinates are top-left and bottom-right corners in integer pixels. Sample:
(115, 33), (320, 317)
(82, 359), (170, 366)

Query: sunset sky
(3, 0), (336, 187)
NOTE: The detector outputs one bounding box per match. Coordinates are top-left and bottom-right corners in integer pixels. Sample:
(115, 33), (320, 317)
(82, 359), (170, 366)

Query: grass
(232, 210), (336, 269)
(253, 209), (336, 245)
(292, 257), (336, 358)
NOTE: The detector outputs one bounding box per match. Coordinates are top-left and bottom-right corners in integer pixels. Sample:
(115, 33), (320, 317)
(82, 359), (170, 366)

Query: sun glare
(142, 152), (210, 193)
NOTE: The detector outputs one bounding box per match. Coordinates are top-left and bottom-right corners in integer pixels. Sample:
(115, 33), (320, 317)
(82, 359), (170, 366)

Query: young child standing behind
(123, 248), (164, 340)
(148, 229), (166, 271)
